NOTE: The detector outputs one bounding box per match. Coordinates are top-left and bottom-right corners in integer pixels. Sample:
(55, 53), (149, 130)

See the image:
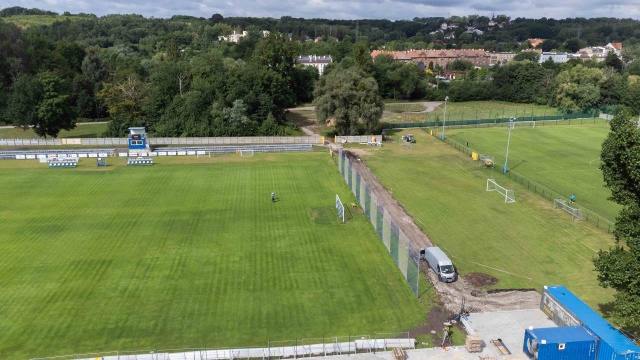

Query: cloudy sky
(3, 0), (640, 20)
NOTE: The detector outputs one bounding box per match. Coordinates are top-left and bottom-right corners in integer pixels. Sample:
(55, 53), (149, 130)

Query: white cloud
(3, 0), (640, 20)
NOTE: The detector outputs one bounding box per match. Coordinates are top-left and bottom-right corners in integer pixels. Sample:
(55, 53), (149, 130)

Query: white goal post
(486, 178), (516, 203)
(335, 194), (345, 223)
(553, 199), (584, 221)
(511, 121), (536, 129)
(240, 149), (254, 157)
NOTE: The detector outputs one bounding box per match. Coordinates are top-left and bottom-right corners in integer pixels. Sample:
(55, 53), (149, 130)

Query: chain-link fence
(434, 133), (615, 234)
(338, 149), (420, 297)
(384, 111), (606, 130)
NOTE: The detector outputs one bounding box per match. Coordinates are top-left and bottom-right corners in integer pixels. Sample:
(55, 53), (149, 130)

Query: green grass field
(353, 129), (616, 310)
(383, 101), (560, 124)
(0, 123), (108, 139)
(4, 15), (85, 29)
(445, 123), (620, 223)
(0, 154), (424, 359)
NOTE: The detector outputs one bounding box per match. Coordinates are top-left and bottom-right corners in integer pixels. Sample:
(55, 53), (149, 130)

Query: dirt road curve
(342, 149), (541, 314)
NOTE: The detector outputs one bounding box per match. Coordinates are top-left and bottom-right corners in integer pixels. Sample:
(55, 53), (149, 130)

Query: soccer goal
(511, 121), (536, 129)
(486, 178), (516, 203)
(553, 199), (584, 221)
(335, 194), (345, 222)
(240, 149), (254, 157)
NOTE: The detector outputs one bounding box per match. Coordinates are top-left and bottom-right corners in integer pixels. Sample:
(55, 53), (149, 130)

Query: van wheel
(438, 275), (442, 282)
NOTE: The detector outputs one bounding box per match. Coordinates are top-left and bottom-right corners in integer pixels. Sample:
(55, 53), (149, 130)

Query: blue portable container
(128, 127), (148, 150)
(523, 326), (597, 360)
(541, 286), (640, 360)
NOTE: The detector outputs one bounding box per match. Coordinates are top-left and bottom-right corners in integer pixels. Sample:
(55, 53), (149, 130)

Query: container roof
(529, 326), (596, 344)
(546, 286), (640, 355)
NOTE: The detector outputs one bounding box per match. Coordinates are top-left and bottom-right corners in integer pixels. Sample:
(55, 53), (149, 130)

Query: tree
(595, 109), (640, 332)
(5, 75), (42, 131)
(313, 66), (383, 135)
(554, 65), (604, 109)
(603, 51), (624, 74)
(6, 72), (76, 138)
(34, 71), (76, 138)
(513, 51), (540, 62)
(446, 59), (473, 71)
(352, 39), (373, 75)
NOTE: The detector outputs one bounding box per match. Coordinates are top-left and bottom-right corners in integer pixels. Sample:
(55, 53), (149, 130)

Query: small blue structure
(541, 286), (640, 360)
(523, 326), (597, 360)
(128, 127), (149, 150)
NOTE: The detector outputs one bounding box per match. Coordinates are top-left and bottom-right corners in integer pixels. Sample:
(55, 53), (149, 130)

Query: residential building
(489, 52), (517, 66)
(371, 49), (492, 68)
(296, 55), (332, 75)
(218, 30), (270, 43)
(539, 52), (568, 63)
(572, 43), (623, 62)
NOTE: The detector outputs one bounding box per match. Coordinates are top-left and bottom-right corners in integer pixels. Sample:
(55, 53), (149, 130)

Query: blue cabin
(128, 127), (148, 150)
(523, 326), (597, 360)
(541, 286), (640, 360)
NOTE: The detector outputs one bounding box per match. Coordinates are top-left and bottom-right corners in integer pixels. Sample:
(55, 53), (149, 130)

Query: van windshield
(441, 265), (454, 274)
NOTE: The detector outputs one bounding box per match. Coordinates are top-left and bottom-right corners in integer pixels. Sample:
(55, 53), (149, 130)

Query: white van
(420, 247), (457, 283)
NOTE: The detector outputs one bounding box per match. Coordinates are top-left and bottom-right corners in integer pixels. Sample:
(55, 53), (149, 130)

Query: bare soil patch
(464, 272), (499, 288)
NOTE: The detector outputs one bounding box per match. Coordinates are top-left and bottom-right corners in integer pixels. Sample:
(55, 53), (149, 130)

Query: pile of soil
(464, 272), (499, 288)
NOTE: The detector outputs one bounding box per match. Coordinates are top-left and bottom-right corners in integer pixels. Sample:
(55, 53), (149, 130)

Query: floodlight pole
(504, 117), (515, 174)
(441, 96), (449, 140)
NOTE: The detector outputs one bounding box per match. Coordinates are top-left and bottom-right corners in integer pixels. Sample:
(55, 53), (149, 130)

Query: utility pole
(356, 20), (359, 41)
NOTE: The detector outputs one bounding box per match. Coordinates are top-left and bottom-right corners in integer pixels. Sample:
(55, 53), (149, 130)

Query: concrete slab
(463, 309), (556, 358)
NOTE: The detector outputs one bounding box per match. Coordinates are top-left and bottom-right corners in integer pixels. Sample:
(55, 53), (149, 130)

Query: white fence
(0, 137), (323, 147)
(30, 336), (415, 360)
(334, 135), (381, 144)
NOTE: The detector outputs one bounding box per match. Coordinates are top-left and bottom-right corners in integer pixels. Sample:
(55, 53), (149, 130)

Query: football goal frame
(240, 149), (254, 157)
(486, 178), (516, 203)
(553, 199), (584, 221)
(335, 194), (345, 223)
(511, 121), (536, 129)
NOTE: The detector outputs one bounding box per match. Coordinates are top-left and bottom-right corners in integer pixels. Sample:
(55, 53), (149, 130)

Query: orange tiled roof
(527, 38), (544, 47)
(610, 42), (622, 50)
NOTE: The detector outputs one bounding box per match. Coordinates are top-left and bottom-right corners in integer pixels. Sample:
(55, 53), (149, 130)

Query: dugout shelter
(128, 127), (149, 151)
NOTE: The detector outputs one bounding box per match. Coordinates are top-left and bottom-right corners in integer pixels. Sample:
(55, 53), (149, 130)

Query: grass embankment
(0, 123), (109, 139)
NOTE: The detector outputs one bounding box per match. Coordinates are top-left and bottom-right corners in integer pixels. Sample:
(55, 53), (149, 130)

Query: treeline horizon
(1, 6), (640, 137)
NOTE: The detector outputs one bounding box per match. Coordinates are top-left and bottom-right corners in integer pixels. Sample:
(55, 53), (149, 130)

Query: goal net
(335, 194), (345, 222)
(511, 121), (536, 129)
(553, 199), (584, 221)
(240, 149), (254, 157)
(486, 178), (516, 203)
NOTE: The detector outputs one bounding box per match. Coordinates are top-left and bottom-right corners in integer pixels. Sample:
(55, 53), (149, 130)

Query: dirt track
(341, 149), (541, 314)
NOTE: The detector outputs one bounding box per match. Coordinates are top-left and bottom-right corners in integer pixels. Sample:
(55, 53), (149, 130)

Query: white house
(296, 55), (333, 75)
(539, 52), (568, 64)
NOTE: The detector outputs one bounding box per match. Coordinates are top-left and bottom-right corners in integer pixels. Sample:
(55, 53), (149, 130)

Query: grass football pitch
(0, 154), (424, 359)
(444, 123), (620, 223)
(355, 129), (617, 310)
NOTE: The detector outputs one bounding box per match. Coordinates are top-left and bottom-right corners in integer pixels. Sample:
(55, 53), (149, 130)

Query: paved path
(0, 122), (108, 130)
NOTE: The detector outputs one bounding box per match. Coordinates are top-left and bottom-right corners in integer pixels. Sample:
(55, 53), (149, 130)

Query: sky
(3, 0), (640, 21)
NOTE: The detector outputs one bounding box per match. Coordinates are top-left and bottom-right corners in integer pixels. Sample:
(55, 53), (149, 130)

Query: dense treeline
(2, 7), (640, 137)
